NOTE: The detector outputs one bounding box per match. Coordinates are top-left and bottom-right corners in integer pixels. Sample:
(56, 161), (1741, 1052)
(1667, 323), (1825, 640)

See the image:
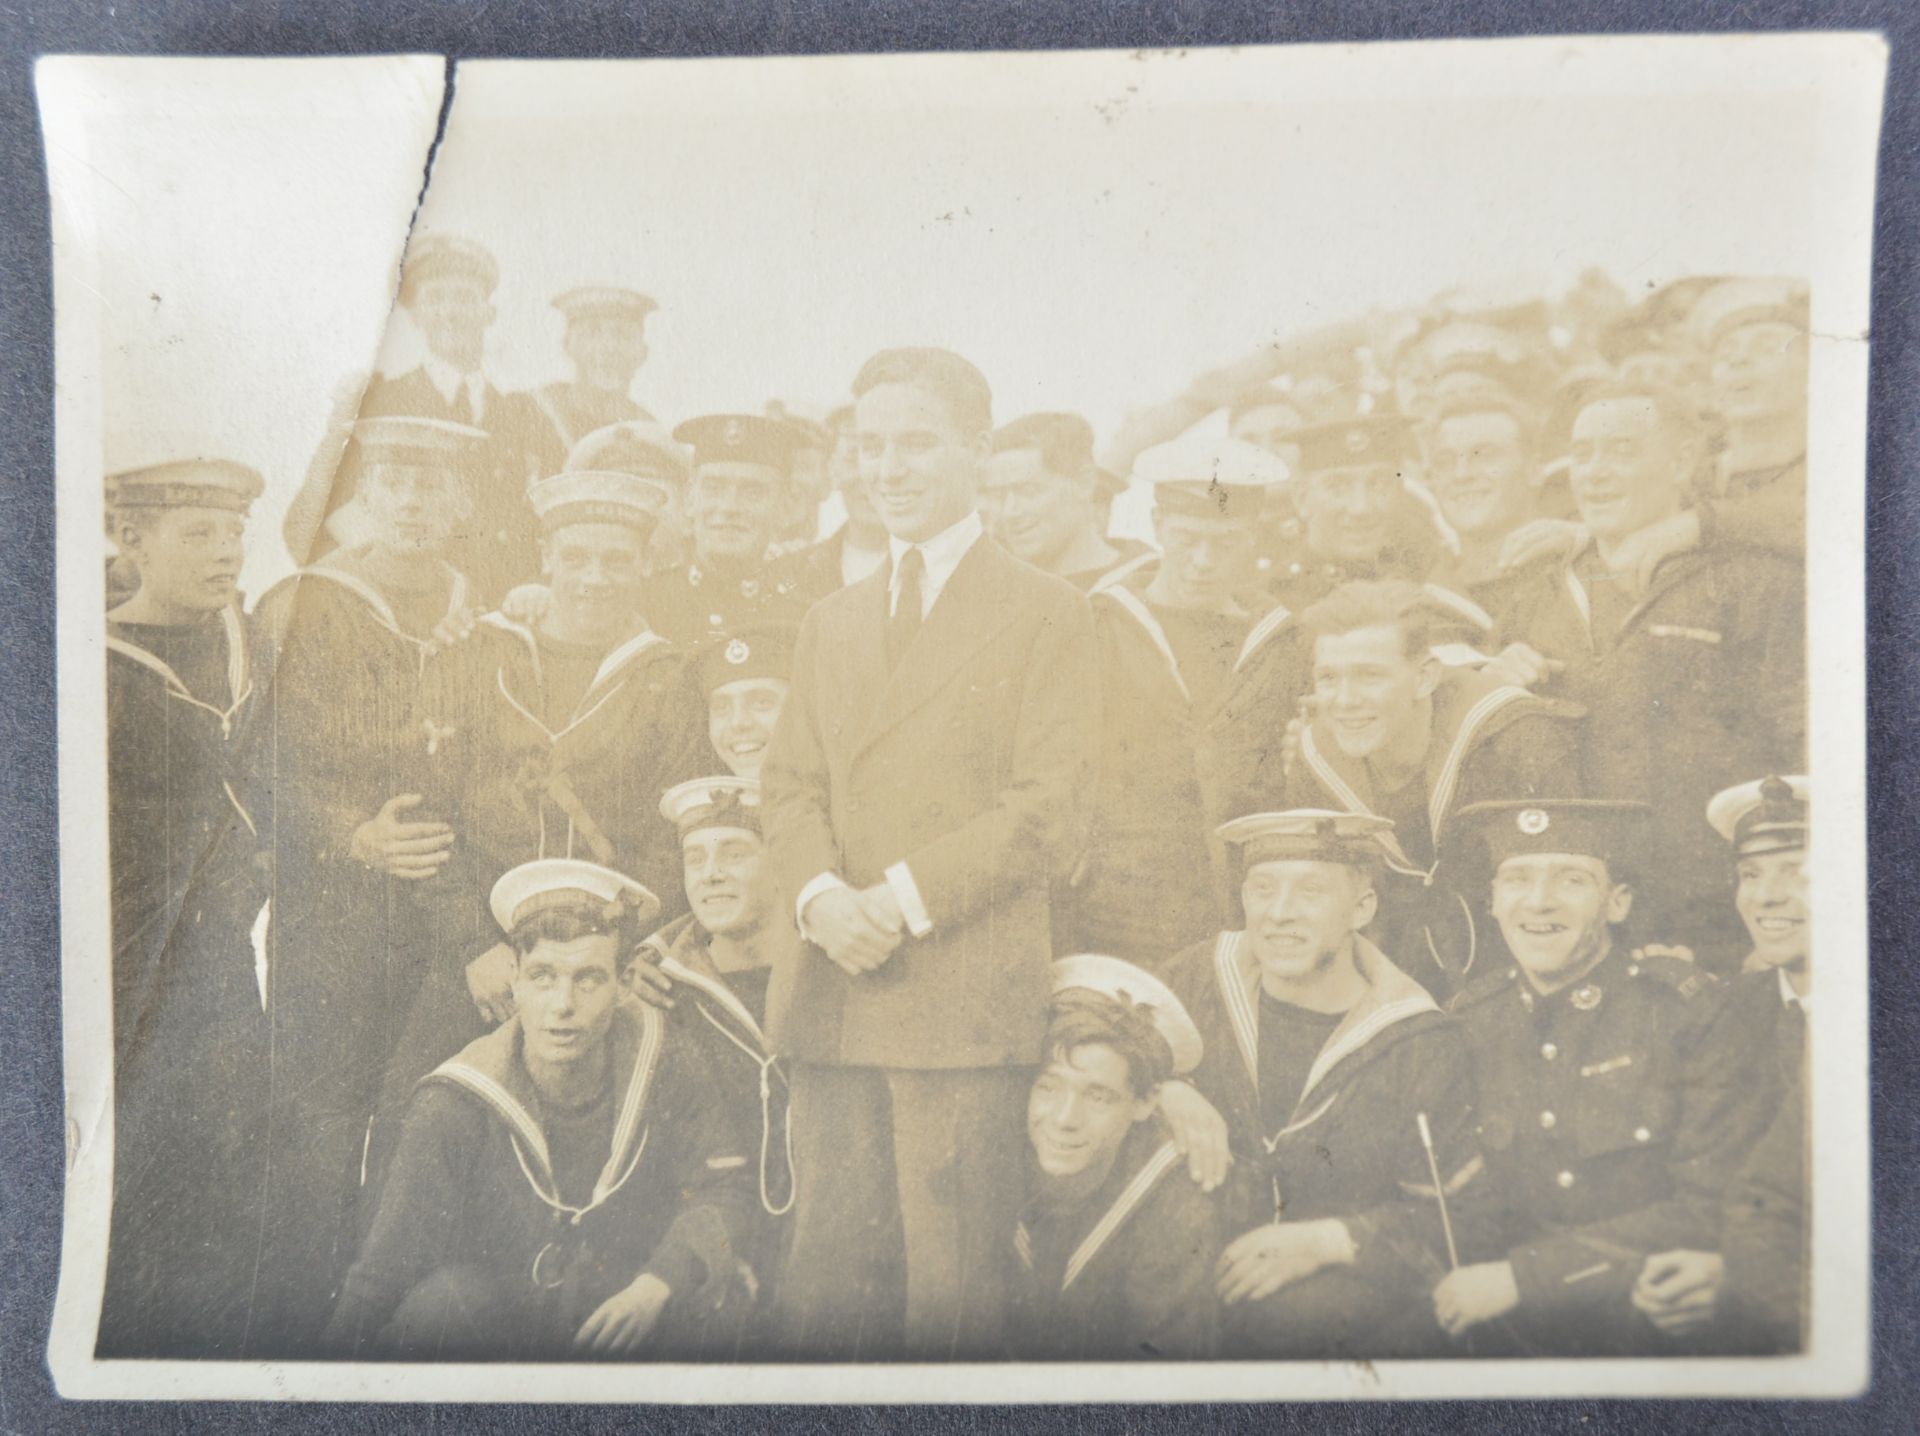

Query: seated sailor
(323, 859), (757, 1361)
(1159, 809), (1496, 1358)
(1010, 954), (1220, 1361)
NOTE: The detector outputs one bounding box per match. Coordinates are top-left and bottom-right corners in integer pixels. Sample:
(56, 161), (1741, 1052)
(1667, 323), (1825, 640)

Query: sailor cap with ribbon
(1133, 434), (1287, 520)
(351, 415), (488, 466)
(489, 858), (661, 937)
(1050, 953), (1203, 1077)
(658, 774), (763, 837)
(529, 469), (674, 534)
(564, 420), (691, 491)
(1215, 809), (1395, 868)
(107, 458), (264, 514)
(1706, 774), (1808, 858)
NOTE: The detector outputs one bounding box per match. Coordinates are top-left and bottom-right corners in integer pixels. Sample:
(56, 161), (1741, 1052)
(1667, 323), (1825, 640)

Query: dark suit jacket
(761, 537), (1098, 1069)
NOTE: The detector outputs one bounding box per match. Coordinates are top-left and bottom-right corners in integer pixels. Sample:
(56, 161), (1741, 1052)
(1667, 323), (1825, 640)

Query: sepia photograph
(36, 32), (1884, 1403)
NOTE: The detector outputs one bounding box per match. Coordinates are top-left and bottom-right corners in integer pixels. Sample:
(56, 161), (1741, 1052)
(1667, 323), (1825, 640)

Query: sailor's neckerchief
(1014, 1136), (1184, 1295)
(275, 559), (471, 680)
(1089, 557), (1295, 704)
(106, 603), (256, 832)
(462, 613), (673, 864)
(427, 995), (666, 1225)
(476, 612), (672, 745)
(642, 915), (794, 1217)
(1296, 668), (1537, 883)
(1210, 928), (1439, 1148)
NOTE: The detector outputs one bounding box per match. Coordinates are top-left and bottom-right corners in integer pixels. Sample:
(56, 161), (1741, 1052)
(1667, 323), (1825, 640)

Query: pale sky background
(74, 43), (1817, 597)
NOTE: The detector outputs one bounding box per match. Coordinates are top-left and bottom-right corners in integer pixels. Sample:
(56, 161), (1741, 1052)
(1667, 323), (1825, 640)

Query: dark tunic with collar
(1007, 1120), (1220, 1360)
(98, 609), (269, 1357)
(1165, 932), (1497, 1357)
(640, 554), (826, 649)
(324, 999), (756, 1360)
(242, 555), (474, 1347)
(1280, 666), (1587, 997)
(1447, 947), (1778, 1355)
(1071, 561), (1300, 967)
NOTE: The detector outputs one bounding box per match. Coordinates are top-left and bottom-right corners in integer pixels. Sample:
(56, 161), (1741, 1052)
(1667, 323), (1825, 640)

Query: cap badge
(1570, 983), (1603, 1012)
(724, 638), (750, 666)
(1518, 808), (1550, 835)
(1345, 427), (1370, 454)
(724, 418), (744, 445)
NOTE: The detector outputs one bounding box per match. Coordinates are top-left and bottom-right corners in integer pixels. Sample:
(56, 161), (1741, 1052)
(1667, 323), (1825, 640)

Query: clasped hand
(804, 884), (905, 974)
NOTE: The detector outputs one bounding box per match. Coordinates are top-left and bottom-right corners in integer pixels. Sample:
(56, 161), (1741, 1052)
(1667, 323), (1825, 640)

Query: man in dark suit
(760, 346), (1098, 1360)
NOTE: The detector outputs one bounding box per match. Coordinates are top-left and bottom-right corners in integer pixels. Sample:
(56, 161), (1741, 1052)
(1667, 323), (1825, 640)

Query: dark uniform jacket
(243, 560), (477, 1345)
(1448, 947), (1779, 1354)
(1073, 560), (1300, 967)
(762, 538), (1098, 1069)
(324, 998), (756, 1359)
(1008, 1121), (1220, 1360)
(640, 552), (828, 649)
(1715, 966), (1807, 1353)
(1499, 547), (1805, 959)
(1284, 667), (1586, 995)
(314, 367), (566, 602)
(1166, 932), (1496, 1354)
(100, 608), (268, 1357)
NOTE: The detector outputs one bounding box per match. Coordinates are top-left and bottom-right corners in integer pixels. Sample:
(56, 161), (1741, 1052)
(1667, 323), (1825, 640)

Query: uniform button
(1628, 964), (1641, 977)
(1556, 1170), (1576, 1189)
(1539, 1111), (1557, 1129)
(1541, 1042), (1559, 1060)
(709, 613), (724, 626)
(1634, 1127), (1651, 1142)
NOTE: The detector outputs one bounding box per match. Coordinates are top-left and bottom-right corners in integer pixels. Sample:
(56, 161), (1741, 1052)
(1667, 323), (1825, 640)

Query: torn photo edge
(40, 33), (1884, 1402)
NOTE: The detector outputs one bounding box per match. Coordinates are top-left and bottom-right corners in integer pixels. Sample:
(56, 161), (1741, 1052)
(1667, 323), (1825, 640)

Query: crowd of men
(98, 233), (1812, 1364)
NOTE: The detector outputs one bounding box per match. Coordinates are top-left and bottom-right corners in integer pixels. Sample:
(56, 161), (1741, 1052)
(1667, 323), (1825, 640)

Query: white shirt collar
(887, 510), (983, 617)
(1778, 967), (1809, 1012)
(422, 352), (486, 418)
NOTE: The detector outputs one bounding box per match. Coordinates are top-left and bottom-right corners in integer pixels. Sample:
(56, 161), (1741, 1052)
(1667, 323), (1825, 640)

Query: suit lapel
(854, 541), (1021, 757)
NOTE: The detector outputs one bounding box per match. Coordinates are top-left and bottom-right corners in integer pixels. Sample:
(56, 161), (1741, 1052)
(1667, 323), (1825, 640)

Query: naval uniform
(1447, 947), (1779, 1355)
(1164, 932), (1497, 1358)
(243, 554), (474, 1350)
(324, 999), (757, 1360)
(99, 608), (268, 1357)
(1007, 1120), (1221, 1360)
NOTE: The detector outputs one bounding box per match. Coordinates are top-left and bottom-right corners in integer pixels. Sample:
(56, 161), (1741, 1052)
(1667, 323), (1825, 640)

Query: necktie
(887, 547), (925, 671)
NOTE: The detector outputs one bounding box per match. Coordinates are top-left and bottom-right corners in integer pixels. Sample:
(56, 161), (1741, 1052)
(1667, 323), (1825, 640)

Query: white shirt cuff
(795, 871), (848, 941)
(885, 862), (933, 938)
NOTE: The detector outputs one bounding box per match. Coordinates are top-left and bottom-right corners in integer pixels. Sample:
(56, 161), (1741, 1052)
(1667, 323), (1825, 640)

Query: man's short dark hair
(508, 905), (639, 968)
(1301, 578), (1434, 662)
(1429, 390), (1539, 455)
(851, 347), (993, 435)
(991, 411), (1098, 481)
(1045, 989), (1174, 1098)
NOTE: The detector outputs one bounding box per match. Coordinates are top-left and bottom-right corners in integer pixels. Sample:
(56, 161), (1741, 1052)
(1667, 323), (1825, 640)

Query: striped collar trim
(1213, 929), (1439, 1115)
(1015, 1139), (1183, 1291)
(430, 1001), (667, 1221)
(105, 604), (252, 723)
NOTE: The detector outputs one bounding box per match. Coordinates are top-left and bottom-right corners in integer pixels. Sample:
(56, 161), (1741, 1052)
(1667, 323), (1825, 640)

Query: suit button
(1556, 1170), (1576, 1189)
(1634, 1127), (1652, 1142)
(1541, 1042), (1559, 1060)
(1539, 1111), (1557, 1129)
